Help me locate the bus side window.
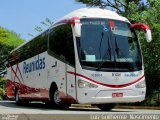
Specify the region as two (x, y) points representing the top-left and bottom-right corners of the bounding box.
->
(65, 25), (75, 66)
(49, 26), (65, 56)
(49, 24), (75, 66)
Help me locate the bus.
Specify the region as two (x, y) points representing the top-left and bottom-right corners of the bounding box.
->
(6, 8), (152, 111)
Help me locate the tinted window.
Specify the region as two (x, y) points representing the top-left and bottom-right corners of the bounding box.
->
(49, 24), (75, 66)
(9, 30), (48, 66)
(77, 18), (142, 71)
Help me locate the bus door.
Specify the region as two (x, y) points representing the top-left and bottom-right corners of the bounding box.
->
(47, 24), (77, 102)
(66, 64), (77, 103)
(47, 58), (67, 98)
(47, 57), (76, 103)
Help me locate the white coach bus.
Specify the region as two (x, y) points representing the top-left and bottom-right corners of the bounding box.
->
(6, 8), (152, 111)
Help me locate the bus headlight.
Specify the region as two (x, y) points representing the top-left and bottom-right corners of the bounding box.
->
(78, 79), (98, 88)
(135, 80), (146, 88)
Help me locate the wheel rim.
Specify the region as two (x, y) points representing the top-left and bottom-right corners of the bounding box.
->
(53, 90), (61, 105)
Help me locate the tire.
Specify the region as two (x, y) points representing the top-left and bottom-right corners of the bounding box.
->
(50, 87), (62, 108)
(15, 89), (22, 105)
(97, 104), (116, 111)
(15, 89), (28, 105)
(50, 87), (70, 109)
(62, 102), (71, 110)
(44, 101), (50, 107)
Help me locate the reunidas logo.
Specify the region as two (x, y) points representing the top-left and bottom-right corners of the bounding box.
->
(23, 56), (45, 74)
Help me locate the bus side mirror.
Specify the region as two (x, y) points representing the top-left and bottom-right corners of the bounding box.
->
(71, 17), (81, 37)
(73, 23), (81, 37)
(131, 23), (152, 42)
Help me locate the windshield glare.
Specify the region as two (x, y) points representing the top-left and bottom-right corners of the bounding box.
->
(77, 18), (142, 71)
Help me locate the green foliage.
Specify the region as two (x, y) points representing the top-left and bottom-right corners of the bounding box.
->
(0, 27), (25, 100)
(0, 27), (25, 84)
(32, 17), (52, 35)
(126, 1), (160, 99)
(75, 0), (106, 8)
(0, 27), (24, 47)
(126, 0), (160, 103)
(75, 0), (145, 15)
(28, 18), (52, 37)
(0, 77), (6, 100)
(139, 89), (160, 106)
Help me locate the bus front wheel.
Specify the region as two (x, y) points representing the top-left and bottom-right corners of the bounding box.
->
(50, 86), (70, 109)
(96, 104), (116, 111)
(50, 89), (61, 108)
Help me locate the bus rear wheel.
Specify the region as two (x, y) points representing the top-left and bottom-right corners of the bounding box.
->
(15, 89), (28, 105)
(15, 89), (22, 105)
(96, 104), (116, 111)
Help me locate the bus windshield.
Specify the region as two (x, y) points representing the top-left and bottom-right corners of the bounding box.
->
(77, 18), (142, 71)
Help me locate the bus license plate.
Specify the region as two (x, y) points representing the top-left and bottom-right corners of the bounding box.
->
(112, 93), (123, 98)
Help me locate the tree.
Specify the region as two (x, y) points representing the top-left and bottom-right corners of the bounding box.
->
(75, 0), (146, 16)
(28, 17), (53, 37)
(0, 27), (25, 100)
(0, 77), (6, 100)
(0, 27), (25, 74)
(76, 0), (160, 105)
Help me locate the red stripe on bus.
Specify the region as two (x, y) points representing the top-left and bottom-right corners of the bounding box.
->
(67, 71), (144, 88)
(6, 79), (77, 103)
(54, 17), (80, 26)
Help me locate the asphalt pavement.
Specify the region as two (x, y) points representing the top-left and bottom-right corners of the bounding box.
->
(0, 101), (160, 120)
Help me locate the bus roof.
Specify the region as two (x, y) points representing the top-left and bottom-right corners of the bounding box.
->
(11, 8), (129, 54)
(52, 8), (129, 27)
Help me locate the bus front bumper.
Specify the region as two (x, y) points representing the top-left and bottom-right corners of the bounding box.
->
(77, 88), (146, 104)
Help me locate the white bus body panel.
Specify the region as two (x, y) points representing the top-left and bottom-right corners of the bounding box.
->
(72, 51), (146, 104)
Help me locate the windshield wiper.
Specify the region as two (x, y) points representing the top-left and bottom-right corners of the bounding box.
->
(115, 37), (120, 59)
(114, 37), (135, 71)
(114, 37), (129, 62)
(99, 32), (104, 59)
(97, 36), (111, 71)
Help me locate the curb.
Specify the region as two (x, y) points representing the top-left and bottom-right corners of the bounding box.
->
(116, 105), (160, 110)
(71, 104), (160, 110)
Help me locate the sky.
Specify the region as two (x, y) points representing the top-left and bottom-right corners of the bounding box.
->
(0, 0), (86, 41)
